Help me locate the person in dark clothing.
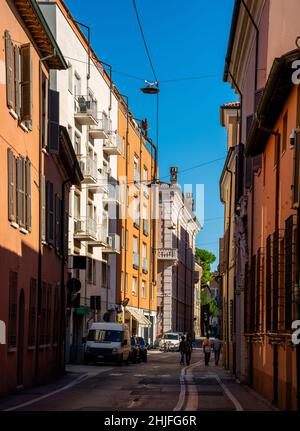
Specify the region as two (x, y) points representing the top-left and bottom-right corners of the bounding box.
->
(185, 334), (193, 366)
(179, 335), (186, 365)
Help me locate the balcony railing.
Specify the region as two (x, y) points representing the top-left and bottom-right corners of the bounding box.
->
(143, 183), (149, 198)
(74, 94), (98, 125)
(89, 112), (112, 139)
(105, 234), (121, 254)
(73, 217), (97, 241)
(142, 257), (148, 274)
(133, 252), (139, 269)
(78, 156), (98, 184)
(157, 248), (178, 261)
(103, 132), (122, 155)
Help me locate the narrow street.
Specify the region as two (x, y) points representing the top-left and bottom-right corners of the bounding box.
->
(0, 350), (274, 412)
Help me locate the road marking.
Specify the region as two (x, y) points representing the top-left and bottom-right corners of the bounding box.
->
(173, 360), (202, 411)
(214, 374), (244, 411)
(3, 374), (90, 411)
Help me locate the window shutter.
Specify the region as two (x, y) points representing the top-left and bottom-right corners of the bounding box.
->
(48, 89), (60, 154)
(7, 148), (15, 221)
(46, 181), (54, 244)
(64, 209), (68, 260)
(16, 157), (25, 226)
(14, 46), (21, 118)
(5, 31), (14, 109)
(25, 159), (31, 231)
(20, 43), (32, 128)
(55, 194), (61, 253)
(41, 176), (46, 241)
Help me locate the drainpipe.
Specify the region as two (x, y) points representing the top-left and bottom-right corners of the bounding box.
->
(119, 95), (129, 325)
(296, 206), (300, 411)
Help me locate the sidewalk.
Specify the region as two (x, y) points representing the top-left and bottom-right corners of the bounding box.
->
(0, 364), (112, 411)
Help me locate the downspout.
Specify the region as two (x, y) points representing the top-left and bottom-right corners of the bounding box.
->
(296, 206), (300, 411)
(119, 95), (129, 325)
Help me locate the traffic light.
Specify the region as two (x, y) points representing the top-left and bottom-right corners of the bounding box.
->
(90, 295), (101, 310)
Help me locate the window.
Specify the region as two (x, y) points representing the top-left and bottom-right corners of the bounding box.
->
(134, 154), (140, 187)
(28, 278), (37, 347)
(39, 282), (47, 345)
(143, 205), (148, 236)
(41, 74), (48, 149)
(134, 197), (139, 228)
(7, 149), (15, 222)
(16, 156), (25, 227)
(74, 72), (81, 97)
(132, 277), (137, 295)
(143, 167), (149, 197)
(142, 281), (146, 298)
(5, 31), (33, 128)
(68, 62), (73, 93)
(88, 258), (96, 285)
(133, 236), (139, 269)
(74, 192), (81, 220)
(46, 181), (54, 245)
(41, 176), (46, 241)
(74, 132), (81, 155)
(282, 112), (288, 153)
(142, 243), (148, 274)
(8, 271), (18, 348)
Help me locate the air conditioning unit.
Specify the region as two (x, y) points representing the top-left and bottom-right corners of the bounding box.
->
(106, 236), (112, 247)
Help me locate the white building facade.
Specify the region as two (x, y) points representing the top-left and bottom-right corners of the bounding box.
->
(40, 2), (121, 362)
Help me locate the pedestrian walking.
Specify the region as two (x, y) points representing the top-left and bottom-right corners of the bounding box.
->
(185, 333), (193, 366)
(212, 338), (222, 366)
(203, 336), (211, 366)
(179, 335), (186, 365)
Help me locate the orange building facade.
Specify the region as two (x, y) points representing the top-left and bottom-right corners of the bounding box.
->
(0, 0), (82, 396)
(116, 100), (158, 343)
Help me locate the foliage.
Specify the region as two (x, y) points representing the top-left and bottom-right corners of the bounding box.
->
(209, 298), (219, 317)
(195, 248), (216, 286)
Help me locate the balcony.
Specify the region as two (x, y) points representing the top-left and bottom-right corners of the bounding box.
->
(157, 248), (178, 261)
(142, 257), (148, 274)
(78, 156), (98, 184)
(133, 252), (139, 269)
(103, 132), (122, 156)
(89, 112), (111, 139)
(88, 225), (109, 248)
(74, 95), (98, 125)
(104, 234), (121, 254)
(97, 166), (110, 193)
(143, 219), (149, 236)
(73, 217), (97, 241)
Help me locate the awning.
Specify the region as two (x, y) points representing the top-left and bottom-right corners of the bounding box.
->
(126, 307), (152, 327)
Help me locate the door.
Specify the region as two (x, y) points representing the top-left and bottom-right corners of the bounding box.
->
(17, 289), (25, 387)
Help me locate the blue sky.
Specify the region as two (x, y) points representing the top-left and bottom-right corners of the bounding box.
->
(64, 0), (236, 270)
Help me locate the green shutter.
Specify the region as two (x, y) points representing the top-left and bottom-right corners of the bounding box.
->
(20, 43), (32, 128)
(7, 149), (15, 221)
(5, 31), (14, 109)
(26, 159), (31, 231)
(14, 46), (21, 118)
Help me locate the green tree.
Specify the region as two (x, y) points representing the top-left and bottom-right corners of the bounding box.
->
(195, 248), (216, 286)
(209, 298), (219, 317)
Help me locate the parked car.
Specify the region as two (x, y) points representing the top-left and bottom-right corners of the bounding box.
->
(84, 322), (130, 365)
(136, 337), (148, 362)
(130, 336), (140, 363)
(159, 333), (181, 351)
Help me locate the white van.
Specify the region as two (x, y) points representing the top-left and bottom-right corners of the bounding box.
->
(159, 332), (182, 351)
(84, 322), (130, 365)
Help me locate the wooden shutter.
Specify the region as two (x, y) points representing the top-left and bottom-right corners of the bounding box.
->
(48, 89), (60, 154)
(7, 148), (15, 221)
(41, 176), (46, 241)
(16, 157), (25, 226)
(55, 194), (61, 253)
(20, 43), (32, 128)
(25, 159), (31, 231)
(8, 271), (18, 348)
(14, 46), (21, 118)
(64, 209), (68, 260)
(46, 181), (54, 245)
(5, 31), (14, 109)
